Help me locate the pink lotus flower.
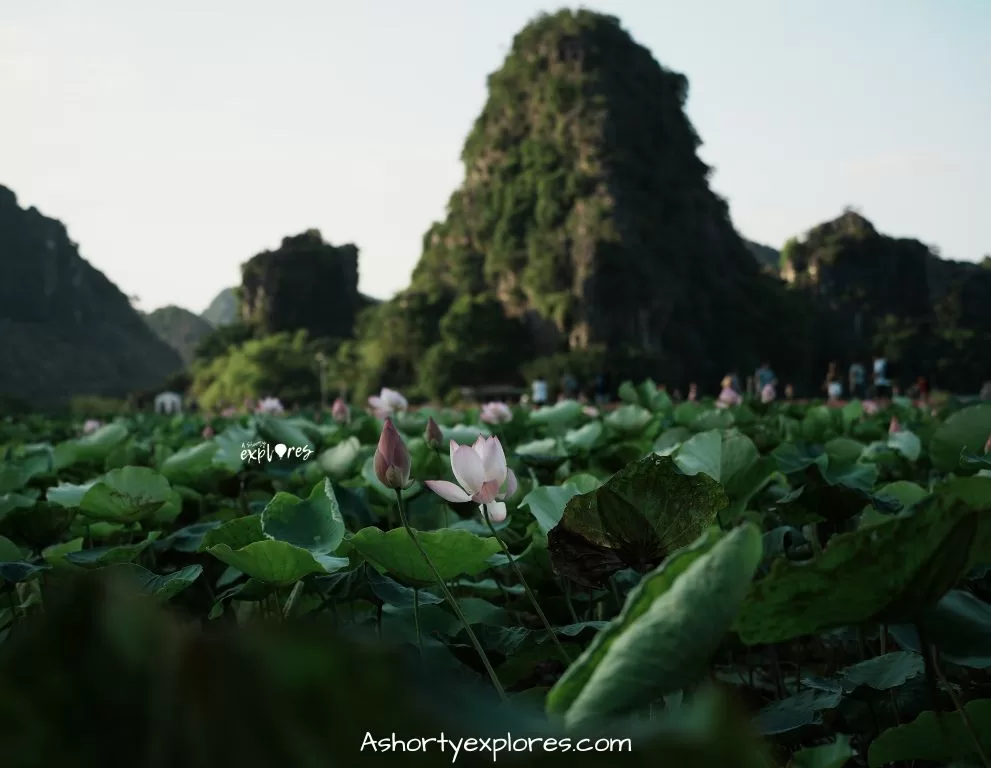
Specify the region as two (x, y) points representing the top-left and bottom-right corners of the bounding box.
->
(889, 417), (901, 434)
(202, 426), (215, 438)
(221, 406), (237, 418)
(862, 400), (879, 415)
(373, 418), (412, 490)
(425, 436), (517, 522)
(583, 406), (600, 418)
(331, 397), (350, 423)
(761, 383), (776, 403)
(82, 419), (102, 434)
(985, 434), (991, 454)
(256, 397), (284, 415)
(479, 401), (512, 424)
(368, 387), (408, 418)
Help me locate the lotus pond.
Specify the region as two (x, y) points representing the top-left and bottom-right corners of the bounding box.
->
(1, 383), (990, 767)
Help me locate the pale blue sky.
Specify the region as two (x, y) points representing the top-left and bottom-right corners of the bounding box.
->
(1, 1), (988, 314)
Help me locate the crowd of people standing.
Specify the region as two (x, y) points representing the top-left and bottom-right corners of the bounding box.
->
(525, 355), (952, 410)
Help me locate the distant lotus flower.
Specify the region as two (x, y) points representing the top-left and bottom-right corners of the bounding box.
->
(583, 406), (599, 418)
(761, 383), (776, 404)
(82, 419), (102, 434)
(368, 387), (408, 418)
(889, 417), (901, 434)
(256, 397), (284, 415)
(985, 435), (991, 454)
(202, 426), (215, 438)
(424, 416), (443, 449)
(863, 400), (879, 415)
(479, 401), (512, 424)
(331, 397), (350, 423)
(373, 418), (412, 489)
(425, 436), (517, 522)
(221, 406), (237, 418)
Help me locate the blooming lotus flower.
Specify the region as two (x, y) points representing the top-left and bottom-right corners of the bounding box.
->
(480, 401), (512, 424)
(424, 416), (443, 449)
(82, 419), (102, 434)
(331, 397), (350, 423)
(202, 426), (215, 439)
(256, 397), (284, 415)
(373, 418), (412, 489)
(583, 406), (599, 418)
(425, 436), (517, 522)
(889, 417), (901, 434)
(368, 387), (408, 418)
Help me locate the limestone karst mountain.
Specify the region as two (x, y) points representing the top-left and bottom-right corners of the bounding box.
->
(781, 209), (991, 390)
(0, 185), (182, 405)
(347, 9), (842, 398)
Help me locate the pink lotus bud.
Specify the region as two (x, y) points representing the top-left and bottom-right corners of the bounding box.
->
(889, 417), (901, 434)
(424, 416), (443, 449)
(985, 434), (991, 454)
(82, 419), (102, 434)
(202, 426), (215, 438)
(374, 418), (411, 489)
(331, 397), (349, 423)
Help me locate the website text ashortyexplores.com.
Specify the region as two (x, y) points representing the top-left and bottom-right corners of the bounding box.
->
(360, 732), (633, 762)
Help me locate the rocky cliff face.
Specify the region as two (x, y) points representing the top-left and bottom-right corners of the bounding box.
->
(239, 230), (377, 341)
(781, 209), (991, 389)
(0, 185), (182, 405)
(350, 9), (840, 396)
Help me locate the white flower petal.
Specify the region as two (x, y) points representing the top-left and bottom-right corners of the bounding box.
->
(451, 444), (485, 495)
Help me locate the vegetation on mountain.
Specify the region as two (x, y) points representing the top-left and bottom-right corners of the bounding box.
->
(143, 305), (215, 365)
(0, 185), (182, 406)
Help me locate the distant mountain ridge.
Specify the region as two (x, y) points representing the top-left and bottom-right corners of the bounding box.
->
(143, 305), (215, 365)
(0, 185), (182, 405)
(202, 287), (238, 327)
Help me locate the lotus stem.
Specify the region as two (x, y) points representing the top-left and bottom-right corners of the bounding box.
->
(395, 490), (507, 702)
(483, 505), (572, 666)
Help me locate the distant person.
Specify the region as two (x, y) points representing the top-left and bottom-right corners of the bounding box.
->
(717, 376), (742, 408)
(687, 382), (698, 402)
(755, 362), (775, 393)
(873, 356), (892, 400)
(848, 360), (867, 400)
(531, 376), (549, 407)
(761, 379), (777, 403)
(729, 372), (742, 395)
(593, 371), (611, 406)
(561, 372), (579, 399)
(827, 376), (843, 402)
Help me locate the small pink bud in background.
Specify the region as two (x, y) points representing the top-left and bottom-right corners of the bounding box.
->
(374, 418), (412, 489)
(82, 419), (102, 435)
(202, 426), (215, 439)
(889, 417), (901, 434)
(424, 416), (443, 449)
(985, 434), (991, 454)
(583, 406), (599, 418)
(331, 397), (350, 423)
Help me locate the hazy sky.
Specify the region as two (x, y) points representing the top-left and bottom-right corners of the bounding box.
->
(2, 1), (988, 314)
